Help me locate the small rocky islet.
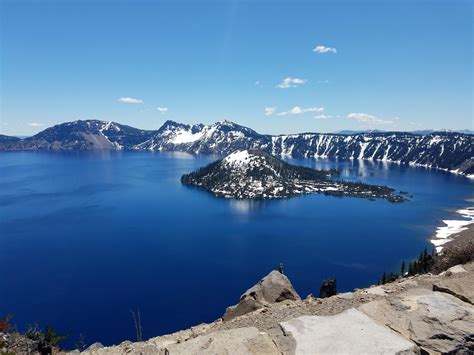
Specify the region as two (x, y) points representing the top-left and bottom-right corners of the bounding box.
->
(181, 149), (407, 202)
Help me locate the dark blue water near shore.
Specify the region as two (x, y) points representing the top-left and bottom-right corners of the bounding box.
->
(0, 151), (473, 347)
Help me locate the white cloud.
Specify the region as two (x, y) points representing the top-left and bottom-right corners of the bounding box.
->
(255, 81), (260, 86)
(347, 112), (394, 125)
(276, 77), (306, 89)
(28, 122), (44, 127)
(118, 97), (143, 104)
(157, 107), (169, 113)
(278, 106), (324, 116)
(314, 114), (332, 120)
(264, 107), (276, 116)
(313, 45), (337, 54)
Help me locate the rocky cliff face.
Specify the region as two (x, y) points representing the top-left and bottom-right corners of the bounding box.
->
(1, 119), (473, 176)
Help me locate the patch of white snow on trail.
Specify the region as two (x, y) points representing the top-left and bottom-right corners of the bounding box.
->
(172, 129), (204, 144)
(431, 207), (474, 253)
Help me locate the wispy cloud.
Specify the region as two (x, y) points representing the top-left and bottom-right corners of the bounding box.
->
(254, 80), (261, 86)
(28, 122), (44, 127)
(118, 97), (143, 104)
(264, 107), (276, 116)
(276, 77), (306, 89)
(157, 107), (168, 113)
(313, 45), (337, 54)
(278, 106), (324, 116)
(314, 114), (332, 120)
(347, 112), (394, 125)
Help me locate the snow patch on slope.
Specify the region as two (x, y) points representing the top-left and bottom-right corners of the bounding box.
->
(431, 207), (474, 253)
(224, 150), (252, 164)
(172, 129), (204, 144)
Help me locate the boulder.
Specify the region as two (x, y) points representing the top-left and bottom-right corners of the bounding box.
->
(164, 327), (280, 354)
(223, 270), (300, 321)
(439, 264), (466, 276)
(433, 270), (474, 304)
(359, 287), (474, 354)
(85, 342), (104, 351)
(280, 309), (418, 354)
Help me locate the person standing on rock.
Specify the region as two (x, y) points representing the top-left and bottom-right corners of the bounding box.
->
(278, 263), (284, 274)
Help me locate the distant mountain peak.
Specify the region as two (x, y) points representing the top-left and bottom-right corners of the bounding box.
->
(217, 119), (234, 125)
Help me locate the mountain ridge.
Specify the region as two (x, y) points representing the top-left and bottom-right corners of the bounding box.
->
(1, 119), (472, 177)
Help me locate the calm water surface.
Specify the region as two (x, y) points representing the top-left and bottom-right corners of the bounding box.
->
(0, 151), (472, 346)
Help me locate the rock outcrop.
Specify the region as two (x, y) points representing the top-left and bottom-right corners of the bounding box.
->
(432, 266), (474, 304)
(281, 309), (418, 354)
(359, 288), (474, 353)
(223, 270), (301, 321)
(165, 327), (279, 355)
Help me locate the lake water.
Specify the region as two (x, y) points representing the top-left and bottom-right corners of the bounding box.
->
(0, 151), (472, 347)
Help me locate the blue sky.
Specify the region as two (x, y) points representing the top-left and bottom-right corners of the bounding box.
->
(1, 0), (472, 135)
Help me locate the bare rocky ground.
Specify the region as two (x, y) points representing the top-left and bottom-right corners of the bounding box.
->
(72, 261), (474, 355)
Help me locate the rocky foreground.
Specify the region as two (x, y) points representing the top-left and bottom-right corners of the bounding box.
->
(76, 262), (474, 354)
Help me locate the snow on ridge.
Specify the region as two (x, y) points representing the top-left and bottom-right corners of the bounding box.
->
(85, 120), (471, 177)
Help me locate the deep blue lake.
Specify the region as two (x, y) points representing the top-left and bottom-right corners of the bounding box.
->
(1, 151), (473, 347)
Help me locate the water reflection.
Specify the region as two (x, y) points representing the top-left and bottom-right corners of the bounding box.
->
(228, 199), (266, 215)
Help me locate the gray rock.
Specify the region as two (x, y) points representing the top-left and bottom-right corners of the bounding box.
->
(433, 270), (474, 304)
(223, 270), (300, 321)
(440, 264), (467, 276)
(85, 342), (105, 351)
(359, 288), (474, 354)
(280, 309), (418, 354)
(336, 292), (354, 300)
(164, 327), (280, 354)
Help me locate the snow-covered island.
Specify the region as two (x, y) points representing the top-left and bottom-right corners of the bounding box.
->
(181, 150), (406, 202)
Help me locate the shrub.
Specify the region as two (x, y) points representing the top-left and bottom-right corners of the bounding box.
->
(0, 314), (13, 333)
